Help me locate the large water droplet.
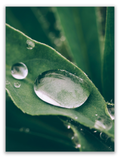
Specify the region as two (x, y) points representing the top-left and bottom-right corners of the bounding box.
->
(107, 104), (114, 120)
(14, 82), (21, 88)
(11, 62), (28, 79)
(26, 39), (35, 49)
(34, 70), (91, 108)
(94, 115), (112, 130)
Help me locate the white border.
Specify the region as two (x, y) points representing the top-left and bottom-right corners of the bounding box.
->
(1, 0), (120, 160)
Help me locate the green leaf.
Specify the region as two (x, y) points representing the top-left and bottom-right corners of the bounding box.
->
(30, 7), (75, 62)
(55, 7), (102, 92)
(6, 7), (74, 62)
(6, 7), (53, 47)
(6, 24), (113, 137)
(6, 127), (76, 151)
(70, 124), (113, 151)
(102, 7), (114, 102)
(6, 93), (73, 142)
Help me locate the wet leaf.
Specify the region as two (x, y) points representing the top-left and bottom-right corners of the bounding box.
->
(6, 24), (114, 138)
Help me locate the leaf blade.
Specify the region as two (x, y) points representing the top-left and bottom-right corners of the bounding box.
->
(55, 7), (102, 92)
(102, 7), (114, 102)
(6, 24), (114, 137)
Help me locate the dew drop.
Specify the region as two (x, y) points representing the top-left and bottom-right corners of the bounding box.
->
(95, 114), (98, 116)
(100, 132), (109, 141)
(94, 130), (97, 133)
(14, 82), (21, 88)
(11, 62), (28, 79)
(26, 39), (35, 49)
(94, 115), (112, 130)
(75, 116), (78, 119)
(75, 144), (81, 149)
(71, 134), (81, 149)
(67, 125), (71, 129)
(34, 69), (91, 108)
(107, 104), (114, 120)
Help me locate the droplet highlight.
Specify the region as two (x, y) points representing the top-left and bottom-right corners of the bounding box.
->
(67, 125), (71, 129)
(34, 70), (91, 108)
(71, 134), (81, 149)
(75, 144), (81, 149)
(11, 62), (28, 79)
(26, 39), (35, 49)
(14, 82), (21, 88)
(107, 104), (114, 120)
(94, 115), (112, 130)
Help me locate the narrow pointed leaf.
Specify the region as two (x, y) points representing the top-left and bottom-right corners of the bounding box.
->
(102, 7), (114, 102)
(55, 7), (102, 92)
(6, 24), (113, 137)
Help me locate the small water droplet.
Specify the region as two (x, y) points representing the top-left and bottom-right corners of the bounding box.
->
(67, 125), (71, 129)
(71, 134), (81, 149)
(95, 114), (98, 116)
(14, 82), (21, 88)
(80, 128), (83, 131)
(94, 130), (97, 133)
(75, 116), (78, 119)
(11, 62), (28, 79)
(107, 105), (114, 120)
(100, 132), (109, 141)
(6, 80), (10, 85)
(75, 144), (81, 149)
(34, 70), (91, 108)
(26, 39), (35, 49)
(94, 115), (112, 130)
